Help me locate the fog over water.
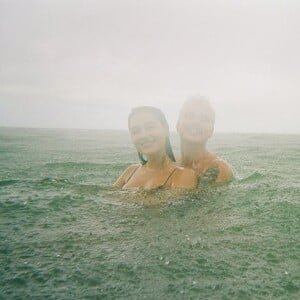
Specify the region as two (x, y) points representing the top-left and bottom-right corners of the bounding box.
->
(0, 0), (299, 133)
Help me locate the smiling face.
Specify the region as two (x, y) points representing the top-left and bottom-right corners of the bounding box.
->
(129, 111), (168, 156)
(177, 99), (215, 144)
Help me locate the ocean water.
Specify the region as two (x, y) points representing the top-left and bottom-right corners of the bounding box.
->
(0, 127), (299, 299)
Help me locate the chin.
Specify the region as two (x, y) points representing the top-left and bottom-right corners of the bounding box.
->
(139, 147), (161, 156)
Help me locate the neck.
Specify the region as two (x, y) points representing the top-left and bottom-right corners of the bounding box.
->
(180, 140), (209, 167)
(146, 152), (171, 170)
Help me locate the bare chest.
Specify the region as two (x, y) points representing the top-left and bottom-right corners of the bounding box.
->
(123, 168), (173, 189)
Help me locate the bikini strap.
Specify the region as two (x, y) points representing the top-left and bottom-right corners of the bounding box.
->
(163, 167), (178, 186)
(126, 165), (140, 183)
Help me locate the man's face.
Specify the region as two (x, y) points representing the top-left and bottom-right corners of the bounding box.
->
(177, 101), (214, 144)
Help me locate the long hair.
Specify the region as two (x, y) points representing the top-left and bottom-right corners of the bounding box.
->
(128, 106), (176, 165)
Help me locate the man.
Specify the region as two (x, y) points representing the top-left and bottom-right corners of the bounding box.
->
(177, 96), (233, 185)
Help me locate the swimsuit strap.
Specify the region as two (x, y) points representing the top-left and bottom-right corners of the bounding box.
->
(126, 165), (140, 183)
(162, 167), (178, 186)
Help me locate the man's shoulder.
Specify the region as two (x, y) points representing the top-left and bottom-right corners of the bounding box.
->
(174, 165), (196, 176)
(211, 157), (233, 183)
(171, 165), (197, 189)
(212, 157), (231, 168)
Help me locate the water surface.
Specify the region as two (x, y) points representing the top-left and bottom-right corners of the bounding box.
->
(0, 128), (299, 299)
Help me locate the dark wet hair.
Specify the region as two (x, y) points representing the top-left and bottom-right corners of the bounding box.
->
(128, 106), (176, 165)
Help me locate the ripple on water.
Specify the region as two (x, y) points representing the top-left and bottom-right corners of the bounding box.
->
(1, 130), (300, 299)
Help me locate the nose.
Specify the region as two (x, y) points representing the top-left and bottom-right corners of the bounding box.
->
(134, 127), (148, 140)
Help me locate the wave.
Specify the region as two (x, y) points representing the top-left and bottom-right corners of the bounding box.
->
(43, 161), (101, 168)
(39, 177), (72, 185)
(72, 183), (111, 194)
(0, 178), (73, 188)
(0, 179), (21, 187)
(44, 161), (120, 167)
(0, 177), (113, 194)
(238, 171), (265, 183)
(43, 161), (132, 170)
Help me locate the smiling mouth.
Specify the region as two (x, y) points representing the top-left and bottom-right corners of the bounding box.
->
(140, 140), (154, 147)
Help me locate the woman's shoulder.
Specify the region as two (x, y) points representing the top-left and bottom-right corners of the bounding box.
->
(125, 163), (141, 171)
(122, 164), (141, 179)
(114, 164), (141, 188)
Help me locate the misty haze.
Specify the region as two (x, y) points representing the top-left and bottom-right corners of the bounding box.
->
(0, 0), (299, 133)
(1, 1), (299, 299)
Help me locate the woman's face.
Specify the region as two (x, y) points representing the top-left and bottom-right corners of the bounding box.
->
(129, 112), (168, 156)
(177, 101), (214, 144)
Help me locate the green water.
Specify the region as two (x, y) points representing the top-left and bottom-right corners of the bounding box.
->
(0, 127), (299, 299)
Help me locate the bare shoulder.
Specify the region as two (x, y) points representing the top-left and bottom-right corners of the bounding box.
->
(113, 164), (140, 188)
(125, 163), (140, 173)
(171, 166), (197, 189)
(212, 158), (233, 184)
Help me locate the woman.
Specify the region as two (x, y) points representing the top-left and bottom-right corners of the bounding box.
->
(114, 106), (197, 190)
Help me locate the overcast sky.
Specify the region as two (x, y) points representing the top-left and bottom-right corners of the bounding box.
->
(0, 0), (299, 133)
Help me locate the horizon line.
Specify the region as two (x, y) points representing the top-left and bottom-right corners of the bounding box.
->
(0, 125), (299, 136)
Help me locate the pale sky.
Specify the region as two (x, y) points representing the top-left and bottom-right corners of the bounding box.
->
(0, 0), (299, 133)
